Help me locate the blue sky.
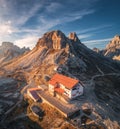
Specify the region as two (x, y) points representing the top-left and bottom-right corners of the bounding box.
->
(0, 0), (120, 49)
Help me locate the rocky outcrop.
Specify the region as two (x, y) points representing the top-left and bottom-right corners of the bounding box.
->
(37, 30), (67, 50)
(113, 55), (120, 60)
(0, 42), (30, 63)
(94, 35), (120, 61)
(2, 30), (120, 75)
(104, 35), (120, 59)
(106, 35), (120, 50)
(68, 32), (80, 43)
(93, 47), (100, 53)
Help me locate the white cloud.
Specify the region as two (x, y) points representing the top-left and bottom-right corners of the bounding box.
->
(60, 10), (95, 24)
(78, 34), (93, 39)
(0, 0), (42, 26)
(83, 38), (112, 49)
(83, 38), (112, 44)
(46, 2), (62, 13)
(0, 21), (14, 35)
(77, 25), (112, 34)
(15, 4), (42, 26)
(0, 0), (99, 48)
(14, 36), (39, 49)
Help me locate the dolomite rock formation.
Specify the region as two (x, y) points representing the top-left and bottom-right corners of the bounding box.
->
(106, 35), (120, 50)
(0, 42), (30, 63)
(104, 35), (120, 59)
(37, 30), (67, 50)
(68, 32), (80, 43)
(2, 30), (120, 75)
(93, 35), (120, 61)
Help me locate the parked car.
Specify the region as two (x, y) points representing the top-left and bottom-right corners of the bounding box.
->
(30, 105), (44, 119)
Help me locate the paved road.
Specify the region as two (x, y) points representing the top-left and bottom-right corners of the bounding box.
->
(38, 90), (79, 116)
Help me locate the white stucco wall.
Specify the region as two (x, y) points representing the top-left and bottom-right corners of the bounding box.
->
(70, 84), (83, 99)
(49, 84), (54, 92)
(49, 82), (84, 99)
(64, 87), (71, 97)
(59, 83), (65, 90)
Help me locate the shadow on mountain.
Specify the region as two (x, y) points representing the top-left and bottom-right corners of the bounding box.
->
(94, 75), (120, 122)
(1, 99), (43, 129)
(6, 118), (43, 129)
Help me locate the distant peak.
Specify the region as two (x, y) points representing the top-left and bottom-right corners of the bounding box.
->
(68, 32), (80, 43)
(114, 35), (120, 40)
(105, 34), (120, 50)
(2, 42), (13, 47)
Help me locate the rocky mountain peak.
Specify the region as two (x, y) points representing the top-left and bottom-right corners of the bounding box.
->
(106, 35), (120, 50)
(37, 30), (68, 50)
(0, 42), (30, 63)
(93, 47), (100, 53)
(68, 32), (80, 43)
(114, 35), (120, 40)
(93, 35), (120, 61)
(2, 42), (14, 47)
(99, 35), (120, 60)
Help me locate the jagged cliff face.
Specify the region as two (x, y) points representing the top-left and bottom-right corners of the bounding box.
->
(1, 30), (120, 83)
(37, 30), (68, 50)
(69, 32), (80, 43)
(106, 35), (120, 50)
(1, 32), (65, 73)
(0, 42), (30, 63)
(104, 35), (120, 60)
(93, 35), (120, 61)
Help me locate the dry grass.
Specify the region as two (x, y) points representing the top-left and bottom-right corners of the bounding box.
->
(27, 102), (76, 129)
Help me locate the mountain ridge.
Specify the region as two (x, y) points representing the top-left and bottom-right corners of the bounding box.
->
(93, 35), (120, 61)
(1, 30), (119, 81)
(0, 42), (30, 64)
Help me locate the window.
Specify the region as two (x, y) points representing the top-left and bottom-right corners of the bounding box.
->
(64, 91), (69, 96)
(72, 87), (77, 90)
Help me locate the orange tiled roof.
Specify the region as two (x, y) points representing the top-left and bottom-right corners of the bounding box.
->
(28, 87), (41, 91)
(49, 73), (79, 89)
(49, 79), (57, 86)
(54, 87), (64, 93)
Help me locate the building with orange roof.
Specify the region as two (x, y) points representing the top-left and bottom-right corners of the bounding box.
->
(48, 73), (83, 99)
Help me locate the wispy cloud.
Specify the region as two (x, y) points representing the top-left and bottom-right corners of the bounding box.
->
(0, 0), (42, 26)
(83, 38), (112, 49)
(83, 38), (112, 44)
(76, 24), (113, 45)
(0, 0), (99, 48)
(46, 2), (62, 13)
(0, 21), (14, 35)
(77, 24), (112, 34)
(78, 34), (93, 40)
(14, 36), (39, 49)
